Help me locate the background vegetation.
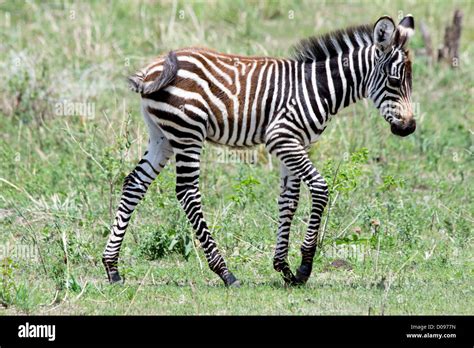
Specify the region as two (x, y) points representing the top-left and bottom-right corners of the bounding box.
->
(0, 0), (472, 315)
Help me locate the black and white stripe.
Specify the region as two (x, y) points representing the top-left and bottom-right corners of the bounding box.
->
(103, 15), (415, 286)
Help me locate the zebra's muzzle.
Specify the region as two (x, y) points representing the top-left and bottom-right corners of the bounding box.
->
(390, 118), (416, 137)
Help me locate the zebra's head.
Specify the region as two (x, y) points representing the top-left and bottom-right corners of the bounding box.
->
(369, 15), (416, 137)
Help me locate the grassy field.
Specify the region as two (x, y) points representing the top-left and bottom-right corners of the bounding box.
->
(0, 0), (472, 315)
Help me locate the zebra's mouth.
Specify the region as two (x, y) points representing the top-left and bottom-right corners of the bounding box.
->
(390, 118), (416, 137)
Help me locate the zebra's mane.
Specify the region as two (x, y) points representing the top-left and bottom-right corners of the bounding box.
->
(292, 24), (373, 62)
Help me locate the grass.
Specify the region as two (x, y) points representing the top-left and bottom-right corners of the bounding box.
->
(0, 0), (473, 315)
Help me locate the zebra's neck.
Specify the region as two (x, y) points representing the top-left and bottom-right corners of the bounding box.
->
(290, 25), (377, 123)
(307, 45), (376, 118)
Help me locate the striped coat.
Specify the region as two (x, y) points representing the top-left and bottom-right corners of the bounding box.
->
(103, 15), (416, 286)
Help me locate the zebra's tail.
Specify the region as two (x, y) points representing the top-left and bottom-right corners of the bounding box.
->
(128, 51), (178, 95)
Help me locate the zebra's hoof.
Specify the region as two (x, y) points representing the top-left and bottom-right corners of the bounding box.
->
(229, 279), (241, 288)
(281, 268), (297, 286)
(294, 264), (312, 285)
(223, 273), (240, 287)
(108, 271), (124, 285)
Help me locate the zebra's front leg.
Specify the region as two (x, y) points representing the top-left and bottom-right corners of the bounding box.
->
(274, 163), (301, 284)
(291, 160), (328, 285)
(267, 134), (328, 285)
(102, 133), (173, 284)
(174, 146), (239, 287)
(293, 170), (328, 284)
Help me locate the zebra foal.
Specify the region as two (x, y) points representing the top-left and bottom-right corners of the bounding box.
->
(103, 15), (416, 287)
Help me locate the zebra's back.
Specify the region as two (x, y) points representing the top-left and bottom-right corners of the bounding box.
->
(132, 48), (289, 147)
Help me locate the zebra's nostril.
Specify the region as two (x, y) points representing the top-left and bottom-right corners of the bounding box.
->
(391, 118), (416, 137)
(404, 118), (416, 130)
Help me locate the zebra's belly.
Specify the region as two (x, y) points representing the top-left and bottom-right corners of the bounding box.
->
(204, 109), (269, 147)
(205, 125), (267, 147)
(205, 138), (265, 148)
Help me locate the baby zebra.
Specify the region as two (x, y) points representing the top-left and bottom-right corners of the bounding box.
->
(103, 15), (416, 287)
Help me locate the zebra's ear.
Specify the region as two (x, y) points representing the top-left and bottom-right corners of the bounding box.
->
(394, 15), (415, 48)
(373, 16), (396, 51)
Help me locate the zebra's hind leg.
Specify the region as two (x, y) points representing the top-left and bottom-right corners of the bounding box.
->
(173, 143), (239, 287)
(274, 163), (301, 284)
(102, 124), (173, 284)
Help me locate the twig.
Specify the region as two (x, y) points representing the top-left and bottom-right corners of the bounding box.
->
(233, 235), (267, 255)
(0, 178), (38, 205)
(57, 221), (70, 299)
(379, 250), (419, 315)
(13, 207), (48, 276)
(192, 238), (204, 271)
(438, 201), (473, 223)
(380, 271), (393, 316)
(73, 281), (89, 302)
(335, 209), (365, 239)
(189, 280), (200, 314)
(261, 211), (278, 224)
(319, 159), (343, 249)
(47, 290), (59, 307)
(125, 266), (152, 315)
(63, 122), (105, 172)
(374, 228), (381, 274)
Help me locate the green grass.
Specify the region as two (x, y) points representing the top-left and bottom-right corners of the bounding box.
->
(0, 0), (473, 315)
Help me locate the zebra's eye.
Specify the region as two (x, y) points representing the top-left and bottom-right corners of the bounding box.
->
(388, 75), (401, 87)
